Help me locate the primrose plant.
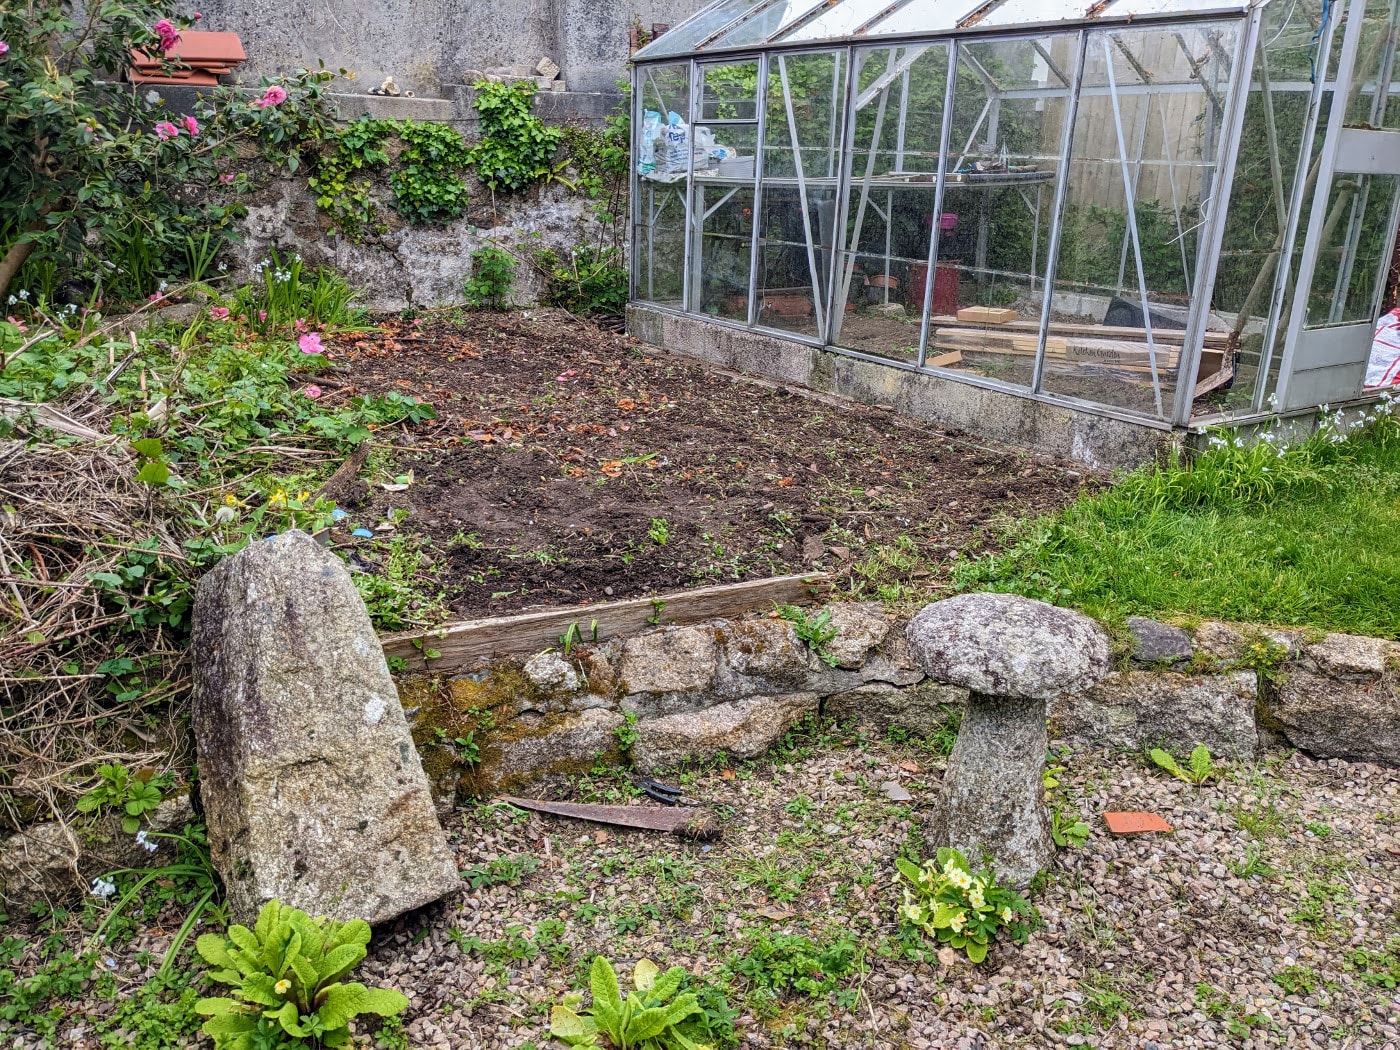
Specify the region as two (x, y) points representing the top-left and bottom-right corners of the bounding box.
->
(550, 956), (705, 1049)
(195, 899), (407, 1048)
(895, 847), (1037, 963)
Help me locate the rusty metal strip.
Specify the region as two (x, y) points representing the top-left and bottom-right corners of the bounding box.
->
(498, 796), (720, 838)
(958, 0), (1009, 30)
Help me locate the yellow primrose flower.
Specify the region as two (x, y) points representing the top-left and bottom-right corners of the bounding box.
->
(223, 493), (237, 506)
(1000, 906), (1013, 923)
(269, 489), (287, 506)
(298, 490), (310, 501)
(274, 978), (290, 995)
(949, 911), (966, 933)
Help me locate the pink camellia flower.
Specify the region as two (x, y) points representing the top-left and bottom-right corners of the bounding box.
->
(182, 115), (200, 136)
(303, 384), (322, 399)
(152, 19), (179, 52)
(254, 85), (288, 109)
(154, 121), (180, 140)
(209, 306), (230, 320)
(218, 172), (235, 184)
(298, 332), (324, 355)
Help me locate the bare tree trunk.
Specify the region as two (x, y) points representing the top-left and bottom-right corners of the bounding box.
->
(0, 238), (37, 304)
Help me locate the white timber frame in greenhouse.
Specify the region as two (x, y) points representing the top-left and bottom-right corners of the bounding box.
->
(628, 0), (1400, 431)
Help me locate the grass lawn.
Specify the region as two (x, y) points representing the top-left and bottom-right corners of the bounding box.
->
(955, 406), (1400, 638)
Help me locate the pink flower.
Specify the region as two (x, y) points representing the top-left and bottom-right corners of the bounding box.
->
(258, 310), (266, 321)
(0, 42), (10, 56)
(294, 318), (307, 332)
(303, 384), (322, 399)
(182, 115), (200, 136)
(7, 316), (26, 332)
(218, 172), (235, 184)
(209, 307), (230, 320)
(298, 332), (324, 355)
(254, 85), (288, 109)
(154, 121), (180, 141)
(152, 19), (179, 52)
(193, 12), (202, 19)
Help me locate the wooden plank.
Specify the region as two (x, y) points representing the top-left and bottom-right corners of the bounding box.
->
(930, 316), (1230, 349)
(380, 573), (832, 672)
(926, 349), (963, 367)
(956, 306), (1018, 325)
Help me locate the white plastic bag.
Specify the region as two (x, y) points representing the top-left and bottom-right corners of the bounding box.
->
(1367, 307), (1400, 388)
(638, 110), (661, 174)
(661, 111), (689, 174)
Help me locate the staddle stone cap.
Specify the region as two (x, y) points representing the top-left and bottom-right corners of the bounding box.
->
(905, 592), (1111, 700)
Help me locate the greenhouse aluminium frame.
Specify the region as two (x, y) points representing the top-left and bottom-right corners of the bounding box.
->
(627, 0), (1400, 434)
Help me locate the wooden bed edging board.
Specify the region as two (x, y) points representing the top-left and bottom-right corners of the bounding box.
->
(379, 573), (832, 672)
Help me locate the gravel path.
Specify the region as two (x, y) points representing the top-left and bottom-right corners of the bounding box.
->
(357, 730), (1400, 1050)
(10, 729), (1400, 1049)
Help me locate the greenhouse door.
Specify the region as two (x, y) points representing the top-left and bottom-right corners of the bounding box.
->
(1276, 0), (1400, 411)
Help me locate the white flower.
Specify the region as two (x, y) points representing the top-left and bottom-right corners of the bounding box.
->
(135, 829), (158, 853)
(1000, 906), (1013, 922)
(90, 877), (117, 899)
(17, 289), (28, 300)
(949, 911), (966, 933)
(6, 295), (14, 305)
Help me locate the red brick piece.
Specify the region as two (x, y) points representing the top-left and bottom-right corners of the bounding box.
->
(1103, 810), (1174, 835)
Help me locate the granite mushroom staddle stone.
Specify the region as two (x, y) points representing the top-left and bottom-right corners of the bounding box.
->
(191, 530), (459, 924)
(906, 593), (1111, 885)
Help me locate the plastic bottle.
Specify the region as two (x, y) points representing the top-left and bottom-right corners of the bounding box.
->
(638, 110), (661, 174)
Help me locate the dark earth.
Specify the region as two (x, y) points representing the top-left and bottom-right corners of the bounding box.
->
(323, 310), (1094, 619)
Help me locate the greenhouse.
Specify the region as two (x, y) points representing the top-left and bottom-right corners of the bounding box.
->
(627, 0), (1400, 435)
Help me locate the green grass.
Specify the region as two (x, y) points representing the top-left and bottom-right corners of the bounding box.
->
(955, 407), (1400, 637)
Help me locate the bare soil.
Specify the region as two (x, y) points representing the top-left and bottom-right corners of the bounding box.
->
(326, 309), (1091, 618)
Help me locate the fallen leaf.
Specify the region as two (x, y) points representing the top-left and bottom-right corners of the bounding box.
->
(594, 829), (609, 844)
(755, 904), (795, 921)
(899, 760), (921, 773)
(720, 768), (736, 780)
(600, 461), (624, 477)
(617, 397), (635, 411)
(937, 947), (957, 967)
(777, 477), (795, 487)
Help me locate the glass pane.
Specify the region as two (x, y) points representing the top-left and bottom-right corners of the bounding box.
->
(635, 64), (693, 308)
(781, 0), (940, 45)
(1347, 0), (1398, 127)
(632, 0), (766, 60)
(976, 0), (1102, 29)
(712, 0), (827, 49)
(758, 51), (847, 338)
(850, 0), (966, 40)
(1040, 23), (1239, 420)
(926, 34), (1076, 388)
(700, 61), (761, 121)
(831, 44), (951, 362)
(634, 183), (688, 308)
(697, 185), (755, 319)
(1305, 173), (1399, 327)
(1203, 0), (1327, 417)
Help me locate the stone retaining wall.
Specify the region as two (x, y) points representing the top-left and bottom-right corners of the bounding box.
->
(398, 604), (1400, 807)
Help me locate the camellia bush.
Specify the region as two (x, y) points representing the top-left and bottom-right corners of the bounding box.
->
(0, 1), (343, 304)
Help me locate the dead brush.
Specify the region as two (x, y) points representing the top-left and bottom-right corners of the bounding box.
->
(0, 437), (195, 831)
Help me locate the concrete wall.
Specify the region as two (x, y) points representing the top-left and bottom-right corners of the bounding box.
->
(628, 304), (1181, 470)
(188, 0), (704, 96)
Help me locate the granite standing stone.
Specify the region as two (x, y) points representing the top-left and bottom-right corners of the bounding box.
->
(907, 593), (1111, 885)
(191, 531), (459, 925)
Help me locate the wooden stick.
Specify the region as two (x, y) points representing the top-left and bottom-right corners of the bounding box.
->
(380, 573), (831, 672)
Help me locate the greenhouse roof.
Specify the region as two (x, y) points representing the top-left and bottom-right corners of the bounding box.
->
(631, 0), (1262, 60)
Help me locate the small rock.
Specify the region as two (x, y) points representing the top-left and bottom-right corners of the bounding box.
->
(867, 302), (906, 317)
(824, 603), (892, 669)
(631, 693), (818, 773)
(522, 651), (580, 693)
(1126, 616), (1193, 665)
(536, 57), (560, 79)
(882, 781), (913, 802)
